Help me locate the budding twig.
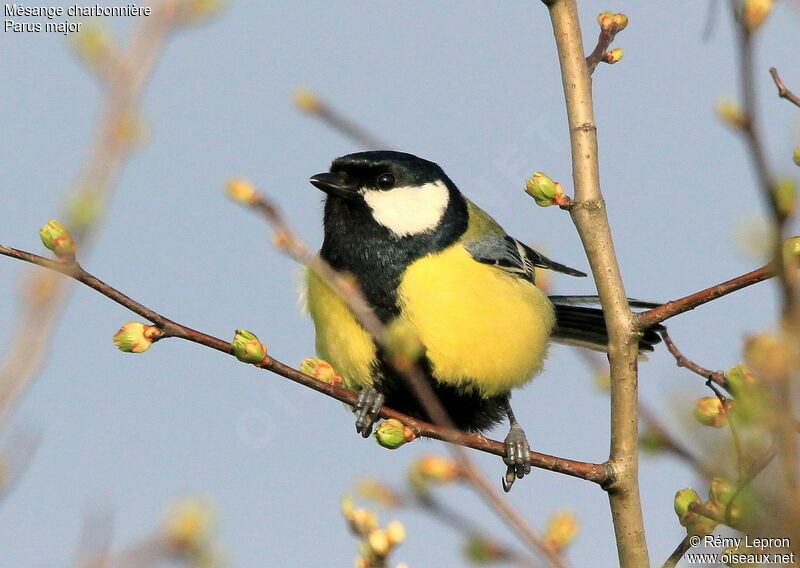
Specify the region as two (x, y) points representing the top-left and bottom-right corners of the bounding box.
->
(769, 67), (800, 109)
(231, 187), (576, 568)
(636, 264), (773, 328)
(0, 0), (183, 425)
(294, 88), (389, 149)
(585, 12), (627, 75)
(659, 330), (729, 391)
(0, 242), (607, 490)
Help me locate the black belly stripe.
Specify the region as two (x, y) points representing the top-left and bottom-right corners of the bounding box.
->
(320, 187), (511, 432)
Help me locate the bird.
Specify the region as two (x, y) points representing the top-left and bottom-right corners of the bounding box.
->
(305, 150), (661, 490)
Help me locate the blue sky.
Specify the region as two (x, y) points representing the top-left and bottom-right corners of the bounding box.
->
(1, 2), (799, 566)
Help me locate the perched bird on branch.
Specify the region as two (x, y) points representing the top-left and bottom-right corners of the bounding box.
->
(306, 151), (660, 490)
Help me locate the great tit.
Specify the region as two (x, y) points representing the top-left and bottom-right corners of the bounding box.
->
(306, 151), (660, 489)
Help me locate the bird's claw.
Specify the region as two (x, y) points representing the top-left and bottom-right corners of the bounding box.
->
(502, 422), (531, 492)
(354, 388), (385, 438)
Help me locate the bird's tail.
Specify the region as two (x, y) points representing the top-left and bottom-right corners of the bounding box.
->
(549, 295), (664, 354)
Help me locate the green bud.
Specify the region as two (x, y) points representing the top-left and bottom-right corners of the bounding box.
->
(604, 48), (624, 64)
(231, 329), (267, 364)
(773, 177), (797, 216)
(525, 172), (558, 206)
(639, 429), (667, 454)
(685, 511), (718, 537)
(742, 0), (773, 32)
(384, 319), (423, 370)
(374, 418), (413, 450)
(597, 11), (615, 30)
(674, 488), (702, 522)
(784, 236), (800, 258)
(793, 147), (800, 167)
(744, 333), (790, 379)
(716, 97), (746, 129)
(464, 536), (505, 564)
(67, 188), (102, 229)
(299, 357), (342, 386)
(70, 21), (113, 65)
(178, 0), (228, 24)
(693, 397), (728, 428)
(225, 178), (259, 205)
(709, 478), (736, 507)
(39, 219), (76, 260)
(726, 364), (754, 398)
(113, 322), (160, 353)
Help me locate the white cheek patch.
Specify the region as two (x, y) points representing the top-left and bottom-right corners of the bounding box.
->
(362, 181), (450, 237)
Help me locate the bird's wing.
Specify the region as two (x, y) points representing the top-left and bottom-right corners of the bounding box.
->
(464, 235), (587, 282)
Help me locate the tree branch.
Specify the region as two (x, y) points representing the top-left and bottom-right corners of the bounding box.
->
(769, 67), (800, 109)
(542, 2), (648, 566)
(659, 330), (729, 390)
(730, 4), (800, 543)
(636, 264), (773, 328)
(294, 89), (390, 149)
(660, 536), (692, 568)
(234, 190), (582, 567)
(0, 0), (183, 424)
(0, 244), (609, 490)
(585, 20), (623, 75)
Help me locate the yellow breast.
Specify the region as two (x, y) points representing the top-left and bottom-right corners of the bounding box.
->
(306, 245), (555, 397)
(306, 269), (377, 390)
(397, 245), (555, 397)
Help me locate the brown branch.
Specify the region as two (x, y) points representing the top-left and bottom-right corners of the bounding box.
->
(585, 27), (621, 75)
(0, 243), (608, 489)
(662, 447), (777, 568)
(639, 404), (713, 478)
(295, 90), (389, 149)
(659, 330), (728, 390)
(397, 489), (541, 567)
(636, 264), (773, 328)
(659, 536), (692, 568)
(576, 350), (714, 476)
(0, 0), (183, 424)
(240, 192), (581, 567)
(769, 67), (800, 108)
(731, 4), (800, 538)
(543, 2), (648, 565)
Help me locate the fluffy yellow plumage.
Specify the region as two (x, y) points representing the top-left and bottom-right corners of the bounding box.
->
(307, 243), (555, 397)
(306, 197), (555, 398)
(397, 245), (554, 396)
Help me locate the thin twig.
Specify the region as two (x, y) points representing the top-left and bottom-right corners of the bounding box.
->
(659, 330), (728, 390)
(730, 2), (800, 542)
(769, 67), (800, 108)
(542, 1), (649, 566)
(412, 492), (541, 568)
(240, 193), (574, 568)
(637, 264), (774, 328)
(706, 381), (745, 479)
(639, 405), (713, 478)
(0, 0), (182, 424)
(585, 26), (622, 75)
(576, 349), (713, 476)
(296, 92), (389, 149)
(660, 536), (692, 568)
(0, 243), (608, 493)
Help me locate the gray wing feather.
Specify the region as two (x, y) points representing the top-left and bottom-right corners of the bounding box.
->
(465, 235), (586, 282)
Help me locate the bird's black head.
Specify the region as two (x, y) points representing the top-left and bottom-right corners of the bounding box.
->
(309, 151), (463, 238)
(312, 151), (469, 320)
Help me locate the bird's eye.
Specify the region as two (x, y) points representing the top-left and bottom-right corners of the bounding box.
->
(377, 173), (395, 190)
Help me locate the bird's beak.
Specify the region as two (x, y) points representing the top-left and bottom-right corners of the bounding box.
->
(309, 172), (358, 200)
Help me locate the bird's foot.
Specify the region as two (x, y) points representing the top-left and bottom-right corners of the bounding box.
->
(502, 422), (531, 492)
(354, 388), (385, 438)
